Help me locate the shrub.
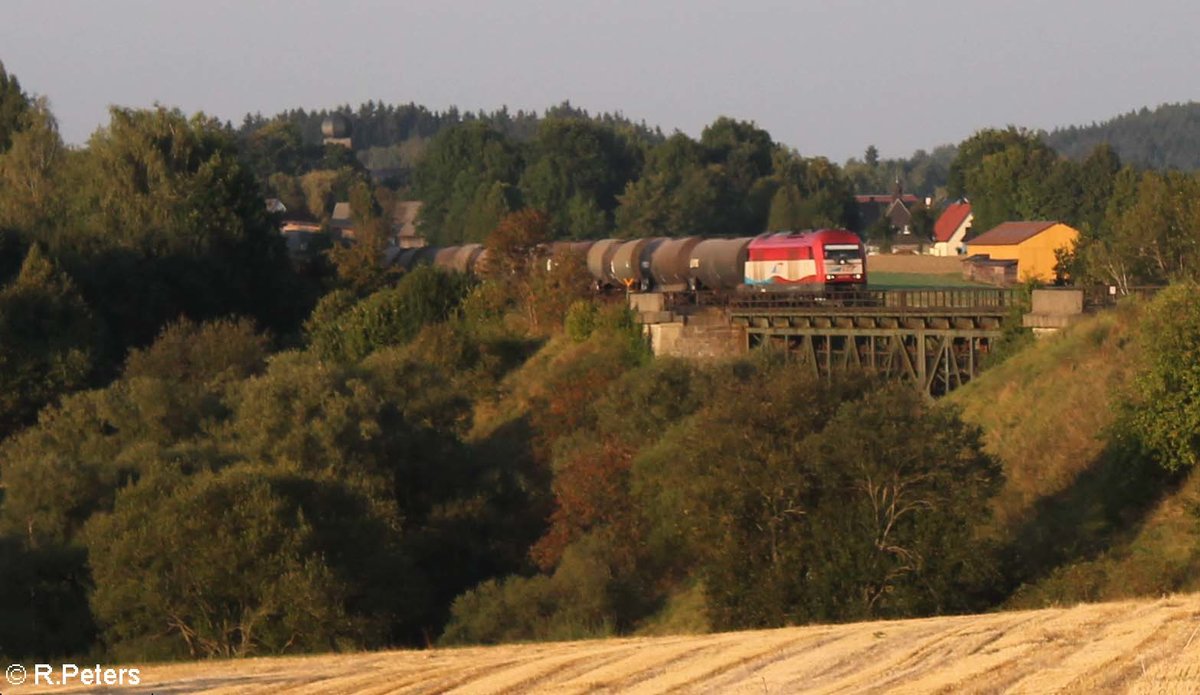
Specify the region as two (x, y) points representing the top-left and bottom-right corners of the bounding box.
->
(85, 464), (411, 659)
(306, 266), (471, 362)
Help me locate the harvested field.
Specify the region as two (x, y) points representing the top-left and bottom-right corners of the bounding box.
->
(14, 594), (1200, 694)
(866, 254), (965, 274)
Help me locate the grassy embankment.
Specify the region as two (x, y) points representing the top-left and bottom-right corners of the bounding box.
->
(947, 295), (1200, 606)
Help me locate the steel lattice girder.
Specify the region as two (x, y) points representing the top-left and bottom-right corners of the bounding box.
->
(745, 327), (999, 395)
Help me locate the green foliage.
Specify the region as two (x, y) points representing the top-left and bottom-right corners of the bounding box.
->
(1125, 283), (1200, 471)
(400, 318), (536, 399)
(954, 128), (1061, 232)
(413, 122), (523, 245)
(769, 151), (856, 230)
(982, 283), (1036, 367)
(765, 183), (806, 231)
(614, 122), (853, 239)
(592, 357), (703, 449)
(0, 245), (97, 438)
(479, 209), (592, 334)
(123, 317), (270, 385)
(842, 144), (956, 199)
(15, 66), (1200, 660)
(47, 106), (307, 347)
(0, 61), (30, 155)
(564, 300), (599, 342)
(948, 127), (1040, 200)
(520, 118), (640, 238)
(306, 266), (471, 362)
(327, 182), (400, 296)
(809, 386), (1002, 618)
(237, 100), (663, 190)
(0, 318), (273, 546)
(615, 133), (729, 237)
(440, 534), (622, 645)
(634, 369), (1000, 629)
(0, 537), (94, 660)
(0, 98), (64, 234)
(1044, 102), (1200, 172)
(238, 120), (305, 181)
(461, 180), (517, 243)
(85, 464), (410, 659)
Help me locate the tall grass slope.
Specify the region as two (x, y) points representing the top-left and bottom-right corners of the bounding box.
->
(947, 297), (1200, 607)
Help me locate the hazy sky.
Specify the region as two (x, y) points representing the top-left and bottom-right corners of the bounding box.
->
(2, 0), (1198, 162)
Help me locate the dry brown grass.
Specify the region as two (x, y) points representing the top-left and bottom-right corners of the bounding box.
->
(946, 303), (1144, 531)
(13, 595), (1200, 693)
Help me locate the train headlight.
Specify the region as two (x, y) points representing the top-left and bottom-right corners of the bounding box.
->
(853, 273), (861, 279)
(825, 274), (834, 280)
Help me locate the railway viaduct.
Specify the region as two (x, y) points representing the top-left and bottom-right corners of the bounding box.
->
(639, 288), (1084, 396)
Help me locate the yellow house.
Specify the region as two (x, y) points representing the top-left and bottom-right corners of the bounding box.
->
(966, 221), (1079, 282)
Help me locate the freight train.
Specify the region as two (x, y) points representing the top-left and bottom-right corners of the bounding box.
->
(390, 229), (867, 294)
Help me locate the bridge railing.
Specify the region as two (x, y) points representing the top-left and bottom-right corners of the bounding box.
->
(723, 287), (1023, 312)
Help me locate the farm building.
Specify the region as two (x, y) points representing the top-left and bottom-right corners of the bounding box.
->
(962, 255), (1017, 285)
(965, 221), (1079, 282)
(932, 201), (972, 256)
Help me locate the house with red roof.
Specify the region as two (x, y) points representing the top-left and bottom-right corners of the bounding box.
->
(932, 201), (972, 256)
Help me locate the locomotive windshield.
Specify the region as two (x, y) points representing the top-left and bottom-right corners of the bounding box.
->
(823, 244), (862, 264)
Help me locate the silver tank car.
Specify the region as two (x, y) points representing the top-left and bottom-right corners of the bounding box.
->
(433, 246), (461, 272)
(649, 236), (703, 292)
(586, 239), (623, 287)
(452, 244), (484, 274)
(687, 237), (753, 290)
(611, 238), (667, 290)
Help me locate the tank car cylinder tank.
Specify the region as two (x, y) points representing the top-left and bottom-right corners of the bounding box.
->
(650, 236), (703, 291)
(586, 239), (623, 286)
(610, 238), (650, 288)
(452, 244), (484, 274)
(688, 238), (753, 290)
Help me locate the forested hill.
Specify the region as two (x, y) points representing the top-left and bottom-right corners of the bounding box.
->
(1044, 102), (1200, 171)
(237, 100), (666, 182)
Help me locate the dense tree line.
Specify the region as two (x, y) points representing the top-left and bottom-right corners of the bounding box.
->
(409, 117), (860, 244)
(237, 100), (665, 189)
(1044, 102), (1200, 172)
(237, 99), (874, 243)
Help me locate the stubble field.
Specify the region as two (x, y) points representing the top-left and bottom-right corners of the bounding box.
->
(13, 594), (1200, 694)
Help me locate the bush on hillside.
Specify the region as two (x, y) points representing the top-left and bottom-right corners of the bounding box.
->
(634, 374), (1001, 629)
(85, 464), (411, 659)
(306, 266), (472, 363)
(1125, 282), (1200, 471)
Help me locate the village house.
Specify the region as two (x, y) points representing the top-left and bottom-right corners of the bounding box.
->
(964, 220), (1079, 283)
(932, 201), (972, 256)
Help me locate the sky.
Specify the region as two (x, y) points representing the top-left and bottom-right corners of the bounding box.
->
(2, 0), (1198, 163)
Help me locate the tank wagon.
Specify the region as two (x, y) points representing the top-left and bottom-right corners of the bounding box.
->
(391, 229), (866, 294)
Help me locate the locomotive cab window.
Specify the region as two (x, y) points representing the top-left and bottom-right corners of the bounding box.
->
(823, 244), (862, 264)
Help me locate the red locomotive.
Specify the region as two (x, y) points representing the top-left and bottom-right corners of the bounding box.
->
(743, 230), (866, 290)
